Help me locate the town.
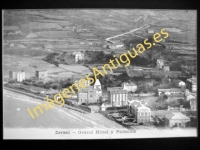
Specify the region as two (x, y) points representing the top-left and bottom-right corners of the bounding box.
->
(3, 10), (197, 134)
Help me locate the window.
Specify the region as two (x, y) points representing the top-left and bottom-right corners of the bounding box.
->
(113, 94), (115, 102)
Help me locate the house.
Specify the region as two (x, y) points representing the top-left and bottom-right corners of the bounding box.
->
(156, 59), (170, 71)
(107, 87), (128, 107)
(164, 112), (190, 128)
(9, 71), (25, 82)
(122, 82), (137, 92)
(163, 65), (170, 72)
(36, 69), (48, 79)
(9, 43), (15, 47)
(127, 100), (151, 123)
(152, 110), (190, 128)
(186, 76), (197, 92)
(148, 29), (154, 34)
(178, 81), (186, 87)
(72, 52), (84, 63)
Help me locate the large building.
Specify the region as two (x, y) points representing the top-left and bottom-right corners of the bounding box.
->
(9, 71), (25, 82)
(107, 87), (128, 107)
(77, 79), (102, 104)
(127, 100), (151, 123)
(36, 69), (48, 79)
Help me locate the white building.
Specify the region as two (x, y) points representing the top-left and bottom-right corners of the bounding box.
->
(179, 81), (186, 87)
(9, 71), (25, 82)
(122, 82), (137, 92)
(72, 52), (84, 63)
(127, 100), (151, 123)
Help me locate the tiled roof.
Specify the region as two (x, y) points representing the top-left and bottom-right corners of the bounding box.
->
(130, 100), (142, 108)
(165, 112), (190, 120)
(123, 82), (137, 86)
(110, 90), (127, 94)
(107, 87), (123, 91)
(158, 88), (182, 92)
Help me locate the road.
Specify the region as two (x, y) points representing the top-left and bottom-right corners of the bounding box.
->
(105, 24), (150, 43)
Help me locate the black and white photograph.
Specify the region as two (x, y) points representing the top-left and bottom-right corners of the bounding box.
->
(2, 9), (197, 139)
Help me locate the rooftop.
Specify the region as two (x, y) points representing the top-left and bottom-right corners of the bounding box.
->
(165, 112), (190, 120)
(110, 90), (128, 94)
(130, 100), (142, 108)
(107, 87), (123, 91)
(158, 88), (182, 92)
(123, 82), (137, 86)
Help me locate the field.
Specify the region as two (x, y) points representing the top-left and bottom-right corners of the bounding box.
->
(3, 52), (92, 80)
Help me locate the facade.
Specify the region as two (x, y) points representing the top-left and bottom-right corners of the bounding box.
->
(77, 79), (102, 104)
(164, 112), (190, 128)
(107, 87), (128, 107)
(186, 76), (197, 92)
(9, 71), (25, 82)
(157, 59), (170, 71)
(77, 87), (102, 104)
(36, 69), (48, 79)
(122, 82), (137, 92)
(72, 52), (84, 63)
(128, 100), (151, 123)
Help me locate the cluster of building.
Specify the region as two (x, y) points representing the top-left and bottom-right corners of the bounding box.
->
(153, 110), (192, 128)
(9, 69), (48, 82)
